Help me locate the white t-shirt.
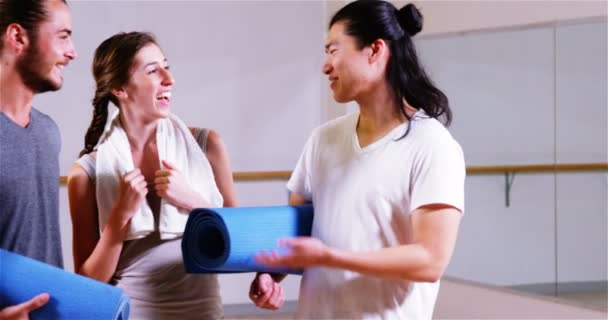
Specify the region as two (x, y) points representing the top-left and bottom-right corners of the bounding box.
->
(287, 110), (465, 320)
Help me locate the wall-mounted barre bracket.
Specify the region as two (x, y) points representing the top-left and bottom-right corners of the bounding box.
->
(505, 171), (516, 207)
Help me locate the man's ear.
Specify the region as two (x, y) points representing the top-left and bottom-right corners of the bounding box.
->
(4, 23), (30, 54)
(368, 39), (387, 64)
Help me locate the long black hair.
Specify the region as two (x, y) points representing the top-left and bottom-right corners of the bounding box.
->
(330, 0), (451, 127)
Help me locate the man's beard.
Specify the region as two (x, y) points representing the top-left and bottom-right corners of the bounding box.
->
(16, 42), (61, 93)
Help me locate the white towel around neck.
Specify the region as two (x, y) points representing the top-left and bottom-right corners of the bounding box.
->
(95, 111), (223, 240)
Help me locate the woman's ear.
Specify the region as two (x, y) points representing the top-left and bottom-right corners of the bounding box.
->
(111, 87), (127, 100)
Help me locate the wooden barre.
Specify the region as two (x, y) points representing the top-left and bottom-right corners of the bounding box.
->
(466, 163), (608, 174)
(58, 163), (607, 185)
(58, 171), (293, 185)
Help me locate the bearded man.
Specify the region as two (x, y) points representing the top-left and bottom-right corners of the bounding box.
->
(0, 0), (77, 318)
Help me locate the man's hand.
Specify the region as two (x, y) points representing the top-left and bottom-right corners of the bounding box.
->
(0, 293), (50, 320)
(255, 237), (331, 269)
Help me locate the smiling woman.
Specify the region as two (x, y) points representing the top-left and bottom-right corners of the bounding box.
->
(66, 31), (238, 319)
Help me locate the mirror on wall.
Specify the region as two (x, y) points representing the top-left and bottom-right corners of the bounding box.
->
(416, 19), (607, 311)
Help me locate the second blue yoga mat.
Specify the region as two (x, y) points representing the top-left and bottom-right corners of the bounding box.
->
(0, 249), (130, 320)
(182, 205), (313, 274)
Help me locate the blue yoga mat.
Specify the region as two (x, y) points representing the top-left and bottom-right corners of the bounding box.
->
(182, 205), (313, 274)
(0, 249), (130, 320)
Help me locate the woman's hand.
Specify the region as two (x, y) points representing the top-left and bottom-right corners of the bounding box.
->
(249, 273), (285, 310)
(154, 160), (209, 211)
(110, 168), (147, 227)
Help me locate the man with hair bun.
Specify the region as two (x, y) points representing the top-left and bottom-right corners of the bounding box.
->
(250, 1), (465, 319)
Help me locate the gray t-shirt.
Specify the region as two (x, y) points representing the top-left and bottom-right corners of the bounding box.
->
(0, 108), (63, 268)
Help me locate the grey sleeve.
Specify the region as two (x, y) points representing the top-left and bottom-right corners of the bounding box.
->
(191, 127), (209, 154)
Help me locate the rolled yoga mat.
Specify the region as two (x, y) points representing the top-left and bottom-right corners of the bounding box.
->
(0, 249), (130, 320)
(182, 204), (313, 274)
